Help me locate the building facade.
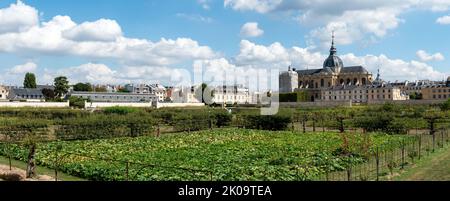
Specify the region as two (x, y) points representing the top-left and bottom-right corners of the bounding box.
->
(0, 86), (9, 101)
(211, 85), (251, 104)
(71, 92), (158, 103)
(280, 33), (373, 100)
(320, 84), (409, 103)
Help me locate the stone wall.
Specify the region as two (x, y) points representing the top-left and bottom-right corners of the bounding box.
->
(155, 102), (206, 109)
(0, 101), (69, 108)
(86, 102), (153, 108)
(280, 100), (352, 108)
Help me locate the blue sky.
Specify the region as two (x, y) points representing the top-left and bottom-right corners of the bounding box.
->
(0, 0), (449, 86)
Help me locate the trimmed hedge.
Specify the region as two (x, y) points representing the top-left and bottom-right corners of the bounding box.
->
(242, 115), (291, 131)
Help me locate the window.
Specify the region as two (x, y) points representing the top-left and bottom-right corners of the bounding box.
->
(321, 79), (324, 87)
(362, 78), (367, 85)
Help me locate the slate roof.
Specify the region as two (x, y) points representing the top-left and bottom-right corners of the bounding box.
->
(296, 65), (369, 76)
(341, 66), (370, 74)
(8, 88), (44, 100)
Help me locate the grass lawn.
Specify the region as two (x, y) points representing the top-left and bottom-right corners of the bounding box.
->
(394, 144), (450, 181)
(0, 155), (85, 181)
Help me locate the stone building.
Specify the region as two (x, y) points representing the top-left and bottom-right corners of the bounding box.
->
(0, 85), (9, 101)
(279, 33), (373, 101)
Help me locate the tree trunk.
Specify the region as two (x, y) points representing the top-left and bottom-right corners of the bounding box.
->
(26, 144), (37, 178)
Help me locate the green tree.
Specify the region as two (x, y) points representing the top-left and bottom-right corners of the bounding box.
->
(41, 88), (56, 100)
(23, 73), (37, 89)
(54, 76), (70, 98)
(73, 82), (93, 92)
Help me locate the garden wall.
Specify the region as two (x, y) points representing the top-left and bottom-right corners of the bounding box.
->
(0, 101), (69, 108)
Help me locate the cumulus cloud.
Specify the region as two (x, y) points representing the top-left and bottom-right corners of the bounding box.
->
(0, 0), (39, 34)
(0, 1), (218, 66)
(62, 19), (122, 42)
(416, 50), (445, 62)
(9, 62), (37, 74)
(436, 15), (450, 24)
(230, 40), (448, 82)
(225, 0), (450, 46)
(240, 22), (264, 38)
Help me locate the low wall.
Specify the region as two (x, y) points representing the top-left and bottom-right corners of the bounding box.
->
(280, 101), (352, 108)
(86, 102), (153, 108)
(367, 99), (447, 105)
(155, 102), (206, 109)
(0, 101), (70, 108)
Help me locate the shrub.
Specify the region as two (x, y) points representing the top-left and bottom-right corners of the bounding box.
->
(243, 115), (290, 131)
(103, 107), (138, 115)
(69, 96), (86, 109)
(214, 112), (232, 128)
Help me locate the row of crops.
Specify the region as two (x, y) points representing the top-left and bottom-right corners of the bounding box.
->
(0, 128), (415, 181)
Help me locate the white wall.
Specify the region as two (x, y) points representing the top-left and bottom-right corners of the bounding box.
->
(85, 101), (153, 108)
(155, 102), (205, 109)
(0, 101), (69, 108)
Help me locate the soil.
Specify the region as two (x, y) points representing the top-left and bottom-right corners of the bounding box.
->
(0, 164), (54, 181)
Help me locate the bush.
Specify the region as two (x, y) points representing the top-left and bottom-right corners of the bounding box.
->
(442, 99), (450, 111)
(69, 96), (86, 109)
(215, 112), (232, 128)
(55, 114), (154, 140)
(103, 107), (138, 115)
(243, 115), (290, 131)
(279, 92), (309, 102)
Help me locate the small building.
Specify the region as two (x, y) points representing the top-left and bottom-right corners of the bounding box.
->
(70, 92), (158, 103)
(211, 85), (251, 105)
(0, 85), (9, 101)
(7, 88), (46, 102)
(149, 84), (167, 102)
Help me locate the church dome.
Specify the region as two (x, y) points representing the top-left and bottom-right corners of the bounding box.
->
(323, 55), (344, 70)
(323, 32), (343, 73)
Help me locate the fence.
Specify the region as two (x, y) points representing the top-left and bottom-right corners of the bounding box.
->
(313, 128), (450, 181)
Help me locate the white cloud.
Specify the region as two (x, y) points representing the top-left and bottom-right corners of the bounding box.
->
(58, 63), (118, 84)
(224, 0), (282, 13)
(225, 0), (450, 46)
(0, 1), (219, 66)
(231, 40), (448, 82)
(9, 62), (37, 74)
(197, 0), (211, 10)
(62, 19), (122, 42)
(240, 22), (264, 38)
(0, 0), (39, 34)
(176, 13), (213, 23)
(436, 15), (450, 24)
(416, 50), (445, 62)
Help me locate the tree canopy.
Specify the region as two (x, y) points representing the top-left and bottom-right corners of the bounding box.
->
(23, 73), (37, 89)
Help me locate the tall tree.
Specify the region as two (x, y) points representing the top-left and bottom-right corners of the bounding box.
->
(54, 76), (69, 98)
(73, 82), (93, 92)
(23, 73), (37, 89)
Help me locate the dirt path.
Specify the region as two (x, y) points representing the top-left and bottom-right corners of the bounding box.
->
(0, 164), (55, 181)
(396, 145), (450, 181)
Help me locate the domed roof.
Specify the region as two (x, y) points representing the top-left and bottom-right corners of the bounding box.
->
(323, 55), (344, 70)
(323, 31), (344, 72)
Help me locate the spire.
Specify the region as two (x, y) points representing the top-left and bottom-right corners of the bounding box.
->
(376, 69), (381, 81)
(330, 31), (337, 56)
